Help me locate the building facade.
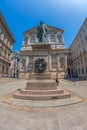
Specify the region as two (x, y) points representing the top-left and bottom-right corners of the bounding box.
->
(19, 25), (68, 79)
(10, 52), (20, 78)
(0, 13), (15, 77)
(70, 18), (87, 77)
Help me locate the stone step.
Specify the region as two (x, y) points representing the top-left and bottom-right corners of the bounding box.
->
(13, 91), (71, 100)
(26, 86), (57, 90)
(20, 89), (64, 95)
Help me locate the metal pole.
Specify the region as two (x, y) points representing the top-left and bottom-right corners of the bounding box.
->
(55, 43), (59, 86)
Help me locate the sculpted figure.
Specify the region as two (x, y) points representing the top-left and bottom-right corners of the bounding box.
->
(37, 21), (47, 42)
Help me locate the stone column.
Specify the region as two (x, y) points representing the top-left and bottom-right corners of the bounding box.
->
(55, 55), (60, 79)
(65, 55), (68, 77)
(4, 64), (6, 74)
(62, 34), (64, 44)
(65, 55), (67, 70)
(35, 35), (38, 42)
(26, 56), (29, 71)
(49, 54), (52, 71)
(28, 36), (30, 45)
(47, 34), (50, 43)
(55, 34), (58, 43)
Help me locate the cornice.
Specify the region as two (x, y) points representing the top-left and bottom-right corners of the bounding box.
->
(0, 12), (15, 43)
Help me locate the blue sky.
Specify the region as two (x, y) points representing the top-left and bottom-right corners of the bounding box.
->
(0, 0), (87, 51)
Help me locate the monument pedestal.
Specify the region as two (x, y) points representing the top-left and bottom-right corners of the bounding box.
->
(13, 79), (71, 100)
(31, 72), (51, 79)
(13, 43), (71, 100)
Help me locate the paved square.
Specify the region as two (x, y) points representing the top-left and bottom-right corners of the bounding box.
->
(0, 78), (87, 130)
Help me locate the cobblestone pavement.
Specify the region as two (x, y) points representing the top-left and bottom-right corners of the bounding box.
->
(0, 78), (87, 130)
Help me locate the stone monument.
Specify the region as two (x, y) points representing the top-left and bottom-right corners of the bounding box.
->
(13, 22), (71, 100)
(37, 21), (47, 42)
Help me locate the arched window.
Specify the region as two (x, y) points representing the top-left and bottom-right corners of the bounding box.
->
(24, 36), (28, 45)
(50, 32), (55, 43)
(30, 35), (35, 43)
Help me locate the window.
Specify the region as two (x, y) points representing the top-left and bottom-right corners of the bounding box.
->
(82, 68), (84, 74)
(79, 44), (81, 49)
(0, 49), (2, 55)
(85, 36), (87, 40)
(2, 65), (4, 73)
(50, 34), (55, 42)
(79, 69), (80, 74)
(85, 57), (87, 62)
(86, 67), (87, 74)
(24, 36), (29, 44)
(6, 66), (8, 74)
(30, 35), (35, 43)
(80, 51), (82, 56)
(78, 61), (80, 65)
(83, 29), (85, 33)
(81, 59), (83, 64)
(8, 52), (10, 60)
(0, 28), (1, 33)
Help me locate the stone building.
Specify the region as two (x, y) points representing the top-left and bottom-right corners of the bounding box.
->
(67, 51), (73, 77)
(70, 18), (87, 77)
(19, 25), (68, 79)
(10, 52), (20, 78)
(0, 12), (15, 77)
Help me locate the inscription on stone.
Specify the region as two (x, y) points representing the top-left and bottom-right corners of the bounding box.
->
(34, 51), (48, 56)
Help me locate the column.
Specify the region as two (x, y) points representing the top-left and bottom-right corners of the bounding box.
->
(47, 34), (50, 43)
(62, 34), (64, 44)
(49, 54), (52, 71)
(55, 34), (58, 43)
(26, 56), (29, 71)
(65, 55), (67, 70)
(56, 55), (60, 79)
(35, 35), (38, 42)
(65, 55), (68, 77)
(28, 36), (30, 45)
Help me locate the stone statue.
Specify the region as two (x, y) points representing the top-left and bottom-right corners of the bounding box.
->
(37, 21), (47, 42)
